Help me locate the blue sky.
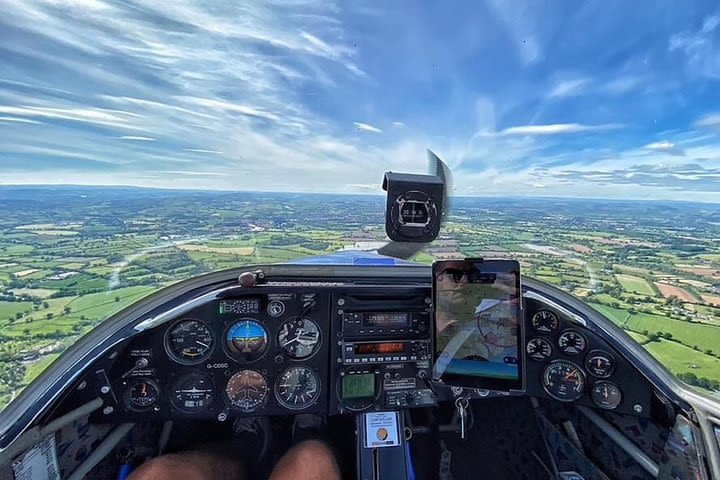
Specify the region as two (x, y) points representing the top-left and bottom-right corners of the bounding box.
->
(1, 1), (720, 201)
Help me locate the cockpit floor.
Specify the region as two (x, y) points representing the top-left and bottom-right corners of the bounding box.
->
(422, 397), (550, 480)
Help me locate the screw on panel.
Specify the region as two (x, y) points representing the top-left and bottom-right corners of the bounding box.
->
(217, 412), (228, 422)
(77, 381), (87, 391)
(337, 298), (345, 306)
(633, 404), (643, 413)
(100, 386), (110, 394)
(103, 406), (114, 415)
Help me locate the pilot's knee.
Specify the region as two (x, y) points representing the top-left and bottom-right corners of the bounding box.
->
(127, 453), (218, 480)
(271, 440), (340, 480)
(128, 455), (182, 480)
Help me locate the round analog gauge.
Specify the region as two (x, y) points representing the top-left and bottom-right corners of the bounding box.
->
(170, 373), (215, 413)
(527, 338), (553, 361)
(531, 310), (559, 333)
(558, 330), (587, 356)
(275, 367), (321, 410)
(226, 320), (269, 361)
(126, 379), (159, 411)
(542, 360), (586, 402)
(165, 319), (214, 365)
(225, 370), (268, 412)
(585, 351), (616, 378)
(278, 317), (321, 359)
(591, 381), (622, 409)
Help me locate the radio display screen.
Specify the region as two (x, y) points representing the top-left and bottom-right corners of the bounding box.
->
(342, 373), (375, 399)
(354, 342), (405, 354)
(364, 312), (410, 326)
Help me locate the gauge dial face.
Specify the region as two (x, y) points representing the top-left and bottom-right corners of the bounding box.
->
(558, 330), (587, 356)
(226, 320), (268, 361)
(591, 381), (622, 409)
(165, 319), (214, 365)
(542, 361), (586, 402)
(531, 310), (559, 333)
(127, 380), (159, 411)
(275, 367), (321, 410)
(170, 373), (215, 413)
(527, 338), (553, 361)
(278, 317), (321, 359)
(225, 370), (268, 412)
(585, 351), (616, 378)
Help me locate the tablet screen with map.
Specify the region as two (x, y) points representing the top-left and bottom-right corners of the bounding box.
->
(433, 259), (523, 391)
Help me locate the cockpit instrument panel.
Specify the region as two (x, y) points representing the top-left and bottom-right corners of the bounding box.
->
(524, 297), (651, 416)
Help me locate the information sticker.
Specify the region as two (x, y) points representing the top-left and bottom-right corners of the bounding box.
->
(364, 411), (400, 448)
(12, 434), (60, 480)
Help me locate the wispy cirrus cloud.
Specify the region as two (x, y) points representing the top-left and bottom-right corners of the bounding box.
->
(549, 78), (591, 98)
(481, 123), (621, 137)
(353, 122), (383, 134)
(644, 140), (685, 156)
(117, 136), (156, 141)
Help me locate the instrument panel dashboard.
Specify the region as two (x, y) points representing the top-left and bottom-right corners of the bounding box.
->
(523, 297), (652, 416)
(94, 283), (653, 422)
(105, 290), (331, 421)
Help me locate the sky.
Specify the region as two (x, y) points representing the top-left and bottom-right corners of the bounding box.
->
(2, 1), (720, 201)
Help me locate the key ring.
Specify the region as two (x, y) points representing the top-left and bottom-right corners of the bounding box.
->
(455, 396), (469, 410)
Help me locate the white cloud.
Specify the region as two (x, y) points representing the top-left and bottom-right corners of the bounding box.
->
(694, 114), (720, 128)
(644, 140), (684, 156)
(392, 121), (406, 128)
(645, 140), (674, 150)
(347, 183), (379, 190)
(669, 14), (720, 78)
(0, 116), (42, 124)
(181, 97), (280, 122)
(549, 78), (590, 98)
(602, 76), (643, 94)
(117, 136), (156, 141)
(354, 122), (383, 134)
(183, 149), (223, 154)
(0, 105), (141, 129)
(483, 123), (621, 137)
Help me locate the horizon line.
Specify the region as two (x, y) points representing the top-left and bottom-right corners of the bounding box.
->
(0, 182), (718, 205)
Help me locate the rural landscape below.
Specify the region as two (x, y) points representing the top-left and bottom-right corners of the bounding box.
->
(0, 186), (718, 409)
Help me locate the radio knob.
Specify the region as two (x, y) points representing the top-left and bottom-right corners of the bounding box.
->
(405, 393), (415, 405)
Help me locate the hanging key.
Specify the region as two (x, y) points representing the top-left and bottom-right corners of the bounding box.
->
(455, 396), (469, 439)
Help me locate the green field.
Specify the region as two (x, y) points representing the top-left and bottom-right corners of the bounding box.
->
(66, 286), (155, 320)
(624, 312), (720, 354)
(644, 339), (720, 381)
(0, 301), (33, 321)
(615, 274), (656, 295)
(23, 354), (60, 384)
(589, 303), (630, 326)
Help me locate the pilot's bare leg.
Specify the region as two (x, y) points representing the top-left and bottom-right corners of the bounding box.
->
(127, 450), (246, 480)
(269, 440), (340, 480)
